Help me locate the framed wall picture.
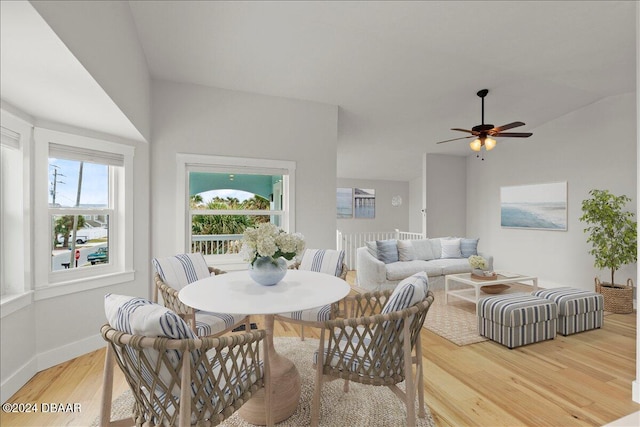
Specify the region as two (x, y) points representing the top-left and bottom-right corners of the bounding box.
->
(500, 182), (567, 230)
(336, 187), (353, 218)
(354, 188), (375, 219)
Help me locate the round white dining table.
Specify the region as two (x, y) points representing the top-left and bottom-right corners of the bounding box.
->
(179, 269), (350, 425)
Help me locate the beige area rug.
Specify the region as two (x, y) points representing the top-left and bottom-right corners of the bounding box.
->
(96, 337), (435, 427)
(424, 283), (538, 346)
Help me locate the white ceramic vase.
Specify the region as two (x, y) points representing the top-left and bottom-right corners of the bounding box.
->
(248, 256), (287, 286)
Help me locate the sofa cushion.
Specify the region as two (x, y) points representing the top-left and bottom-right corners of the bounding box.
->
(428, 258), (472, 275)
(429, 238), (442, 258)
(397, 240), (416, 262)
(460, 238), (479, 257)
(411, 239), (435, 261)
(376, 239), (398, 264)
(440, 238), (462, 258)
(385, 260), (444, 281)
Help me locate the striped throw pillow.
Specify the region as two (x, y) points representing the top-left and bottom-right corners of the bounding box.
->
(299, 249), (345, 277)
(152, 253), (211, 290)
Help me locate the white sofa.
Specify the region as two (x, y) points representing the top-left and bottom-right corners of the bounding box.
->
(356, 237), (493, 292)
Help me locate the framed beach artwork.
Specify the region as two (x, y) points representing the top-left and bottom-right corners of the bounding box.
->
(500, 182), (568, 231)
(336, 187), (353, 219)
(354, 188), (375, 219)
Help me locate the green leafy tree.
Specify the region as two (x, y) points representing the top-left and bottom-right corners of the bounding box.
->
(54, 215), (86, 247)
(580, 189), (637, 285)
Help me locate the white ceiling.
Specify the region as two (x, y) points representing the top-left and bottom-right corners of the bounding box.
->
(1, 1), (636, 181)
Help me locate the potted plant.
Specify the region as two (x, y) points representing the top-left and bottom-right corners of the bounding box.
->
(580, 189), (637, 313)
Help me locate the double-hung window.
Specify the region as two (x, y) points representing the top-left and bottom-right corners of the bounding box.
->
(177, 154), (296, 268)
(35, 128), (134, 292)
(1, 120), (27, 299)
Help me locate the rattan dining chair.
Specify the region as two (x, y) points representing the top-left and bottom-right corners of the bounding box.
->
(100, 294), (272, 427)
(310, 273), (434, 427)
(152, 253), (251, 337)
(275, 249), (348, 340)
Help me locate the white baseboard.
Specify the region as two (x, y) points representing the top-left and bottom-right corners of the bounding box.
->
(1, 356), (37, 403)
(36, 333), (105, 372)
(633, 380), (639, 403)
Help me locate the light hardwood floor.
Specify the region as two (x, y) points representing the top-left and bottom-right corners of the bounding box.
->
(2, 272), (639, 426)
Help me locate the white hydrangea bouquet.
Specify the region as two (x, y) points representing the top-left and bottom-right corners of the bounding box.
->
(469, 255), (496, 278)
(240, 223), (305, 266)
(468, 255), (488, 270)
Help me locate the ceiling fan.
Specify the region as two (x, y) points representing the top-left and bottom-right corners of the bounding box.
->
(436, 89), (532, 156)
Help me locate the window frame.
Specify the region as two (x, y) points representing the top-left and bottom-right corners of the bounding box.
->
(177, 154), (296, 265)
(0, 113), (30, 303)
(34, 128), (135, 298)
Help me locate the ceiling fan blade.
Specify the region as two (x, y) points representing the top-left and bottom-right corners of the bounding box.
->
(491, 121), (525, 133)
(450, 128), (476, 134)
(493, 132), (533, 138)
(436, 135), (474, 144)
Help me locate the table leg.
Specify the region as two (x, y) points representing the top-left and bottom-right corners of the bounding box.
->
(445, 277), (449, 304)
(238, 314), (301, 425)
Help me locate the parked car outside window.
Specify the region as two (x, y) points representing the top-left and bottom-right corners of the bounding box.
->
(87, 247), (108, 265)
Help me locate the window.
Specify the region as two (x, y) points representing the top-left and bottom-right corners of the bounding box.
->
(48, 148), (111, 272)
(34, 128), (134, 291)
(1, 123), (25, 297)
(177, 155), (296, 267)
(189, 172), (285, 255)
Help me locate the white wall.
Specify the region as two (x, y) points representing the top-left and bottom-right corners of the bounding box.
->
(336, 178), (410, 235)
(467, 93), (637, 290)
(150, 80), (339, 260)
(30, 0), (151, 141)
(409, 175), (424, 233)
(426, 154), (467, 238)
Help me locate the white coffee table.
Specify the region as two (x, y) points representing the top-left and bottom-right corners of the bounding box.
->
(444, 271), (538, 307)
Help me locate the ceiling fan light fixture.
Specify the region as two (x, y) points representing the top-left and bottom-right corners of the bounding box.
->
(484, 137), (497, 151)
(470, 139), (482, 151)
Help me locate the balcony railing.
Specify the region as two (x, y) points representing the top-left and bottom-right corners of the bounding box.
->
(191, 234), (243, 255)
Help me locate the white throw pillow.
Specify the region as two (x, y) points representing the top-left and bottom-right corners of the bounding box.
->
(429, 238), (442, 258)
(411, 239), (435, 261)
(396, 240), (416, 262)
(440, 238), (462, 259)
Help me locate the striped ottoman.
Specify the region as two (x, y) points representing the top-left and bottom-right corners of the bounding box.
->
(532, 288), (604, 336)
(477, 294), (558, 349)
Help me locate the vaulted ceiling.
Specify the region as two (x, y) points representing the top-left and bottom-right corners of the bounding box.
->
(1, 1), (636, 181)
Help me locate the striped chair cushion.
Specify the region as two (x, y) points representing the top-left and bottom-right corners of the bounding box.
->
(152, 253), (211, 290)
(105, 293), (196, 339)
(280, 249), (345, 323)
(381, 272), (430, 314)
(104, 294), (202, 397)
(477, 294), (557, 327)
(299, 249), (345, 277)
(194, 311), (249, 336)
(277, 305), (333, 322)
(376, 272), (429, 350)
(105, 294), (261, 421)
(532, 287), (603, 315)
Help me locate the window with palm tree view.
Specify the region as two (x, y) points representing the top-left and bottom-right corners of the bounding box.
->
(188, 171), (286, 258)
(49, 154), (112, 272)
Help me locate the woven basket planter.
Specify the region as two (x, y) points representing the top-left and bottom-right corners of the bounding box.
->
(594, 277), (635, 314)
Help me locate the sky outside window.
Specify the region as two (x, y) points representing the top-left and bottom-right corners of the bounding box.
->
(48, 158), (108, 207)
